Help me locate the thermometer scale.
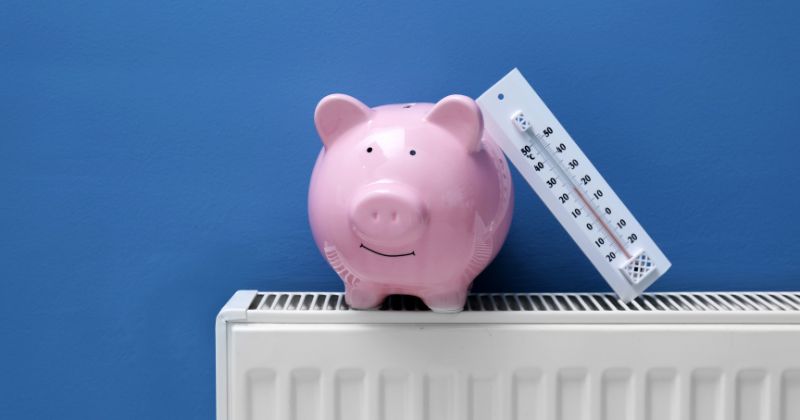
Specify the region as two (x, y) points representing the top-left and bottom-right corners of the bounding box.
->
(477, 69), (670, 302)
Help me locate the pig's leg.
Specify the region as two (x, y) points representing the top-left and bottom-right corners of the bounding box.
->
(422, 288), (468, 313)
(344, 284), (387, 309)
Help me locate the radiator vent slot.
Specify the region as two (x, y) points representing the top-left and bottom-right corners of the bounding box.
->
(249, 292), (800, 312)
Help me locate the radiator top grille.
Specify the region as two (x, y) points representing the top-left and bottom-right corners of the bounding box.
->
(248, 292), (800, 313)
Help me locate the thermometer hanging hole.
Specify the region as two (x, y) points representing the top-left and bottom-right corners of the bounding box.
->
(497, 93), (505, 100)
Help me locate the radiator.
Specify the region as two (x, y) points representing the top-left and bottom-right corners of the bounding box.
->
(216, 291), (800, 420)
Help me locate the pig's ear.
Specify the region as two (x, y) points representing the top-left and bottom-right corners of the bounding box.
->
(425, 95), (483, 152)
(314, 94), (372, 149)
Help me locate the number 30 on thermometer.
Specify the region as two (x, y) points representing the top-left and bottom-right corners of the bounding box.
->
(477, 69), (671, 302)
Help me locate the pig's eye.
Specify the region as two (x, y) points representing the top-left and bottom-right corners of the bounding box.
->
(366, 147), (373, 153)
(409, 150), (416, 156)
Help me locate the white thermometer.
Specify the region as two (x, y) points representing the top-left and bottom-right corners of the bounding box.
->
(477, 69), (670, 302)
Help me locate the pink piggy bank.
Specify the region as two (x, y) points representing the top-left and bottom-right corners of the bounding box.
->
(308, 94), (513, 312)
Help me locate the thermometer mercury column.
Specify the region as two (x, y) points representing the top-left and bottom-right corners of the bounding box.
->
(513, 111), (636, 259)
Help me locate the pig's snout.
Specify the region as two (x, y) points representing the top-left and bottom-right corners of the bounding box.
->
(349, 183), (427, 249)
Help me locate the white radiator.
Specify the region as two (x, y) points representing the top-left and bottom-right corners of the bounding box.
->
(216, 291), (800, 420)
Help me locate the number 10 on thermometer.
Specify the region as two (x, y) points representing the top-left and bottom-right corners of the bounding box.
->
(477, 69), (670, 302)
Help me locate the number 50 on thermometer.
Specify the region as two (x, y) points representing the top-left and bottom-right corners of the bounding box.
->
(477, 69), (670, 302)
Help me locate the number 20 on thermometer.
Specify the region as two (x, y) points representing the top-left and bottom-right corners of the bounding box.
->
(477, 69), (670, 302)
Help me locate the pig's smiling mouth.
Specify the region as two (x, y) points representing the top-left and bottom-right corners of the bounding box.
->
(359, 243), (416, 257)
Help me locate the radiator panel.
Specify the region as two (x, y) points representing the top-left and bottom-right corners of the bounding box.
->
(217, 292), (800, 420)
(225, 324), (800, 420)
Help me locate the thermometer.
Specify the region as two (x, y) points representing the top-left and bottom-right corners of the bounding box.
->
(477, 69), (670, 302)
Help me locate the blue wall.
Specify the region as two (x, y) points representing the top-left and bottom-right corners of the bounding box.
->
(2, 1), (799, 418)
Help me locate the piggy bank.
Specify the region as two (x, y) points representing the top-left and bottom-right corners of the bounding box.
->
(308, 94), (513, 312)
